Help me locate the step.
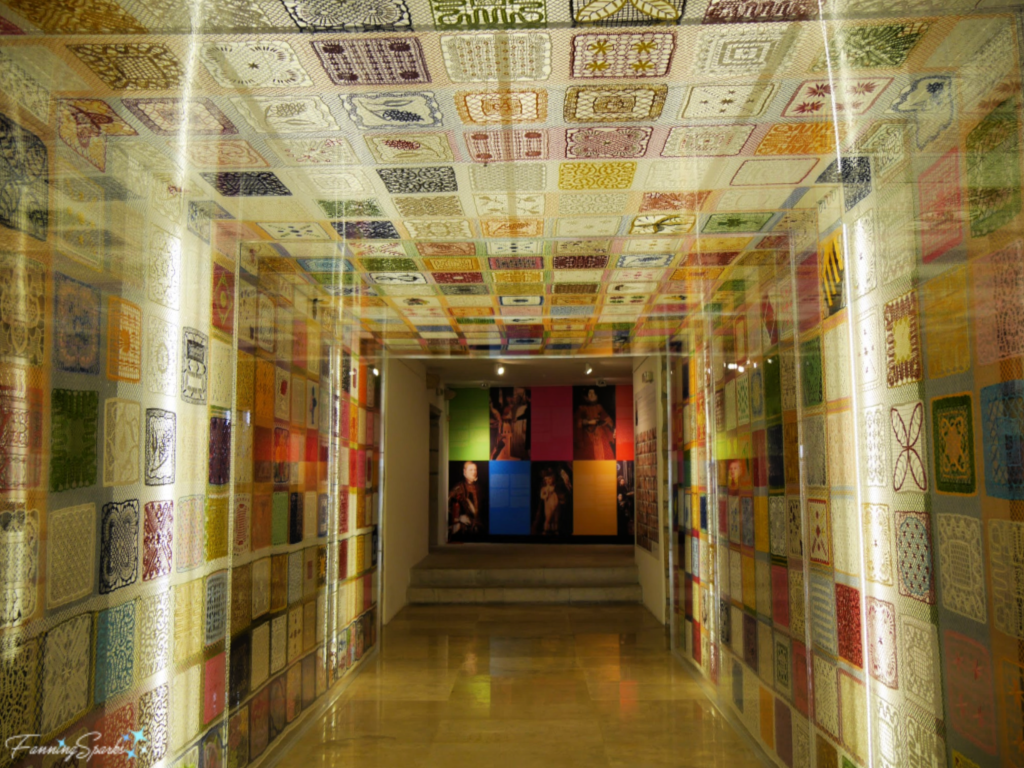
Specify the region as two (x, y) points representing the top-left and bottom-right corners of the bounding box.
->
(407, 583), (642, 605)
(410, 565), (639, 588)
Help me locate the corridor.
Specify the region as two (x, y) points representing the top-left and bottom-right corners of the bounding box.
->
(1, 0), (1022, 766)
(282, 604), (764, 768)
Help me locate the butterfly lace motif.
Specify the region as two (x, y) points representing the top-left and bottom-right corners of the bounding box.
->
(891, 402), (927, 492)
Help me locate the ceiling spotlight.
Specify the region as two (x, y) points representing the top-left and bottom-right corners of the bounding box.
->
(497, 365), (505, 375)
(727, 363), (738, 370)
(585, 366), (593, 375)
(372, 367), (379, 376)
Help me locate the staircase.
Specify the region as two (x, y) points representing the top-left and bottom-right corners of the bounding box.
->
(406, 545), (642, 605)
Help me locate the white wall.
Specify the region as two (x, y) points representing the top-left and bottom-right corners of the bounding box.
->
(634, 355), (667, 623)
(436, 396), (449, 548)
(381, 357), (431, 624)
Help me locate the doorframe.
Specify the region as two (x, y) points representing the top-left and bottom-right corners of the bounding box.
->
(428, 404), (442, 548)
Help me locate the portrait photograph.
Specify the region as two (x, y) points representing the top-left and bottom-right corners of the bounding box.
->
(490, 386), (531, 461)
(447, 459), (488, 540)
(573, 385), (616, 460)
(616, 460), (635, 538)
(530, 461), (573, 537)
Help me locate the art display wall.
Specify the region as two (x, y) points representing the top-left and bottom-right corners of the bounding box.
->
(633, 359), (660, 553)
(0, 156), (383, 768)
(446, 385), (634, 541)
(671, 15), (1024, 768)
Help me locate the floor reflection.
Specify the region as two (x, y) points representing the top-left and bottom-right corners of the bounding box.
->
(288, 605), (764, 768)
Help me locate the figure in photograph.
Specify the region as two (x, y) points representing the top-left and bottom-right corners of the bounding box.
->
(489, 386), (531, 460)
(727, 457), (749, 493)
(616, 460), (635, 538)
(273, 427), (290, 484)
(531, 461), (573, 536)
(447, 460), (487, 540)
(573, 385), (616, 460)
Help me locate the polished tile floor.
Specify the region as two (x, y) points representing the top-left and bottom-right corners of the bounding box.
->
(281, 605), (767, 768)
